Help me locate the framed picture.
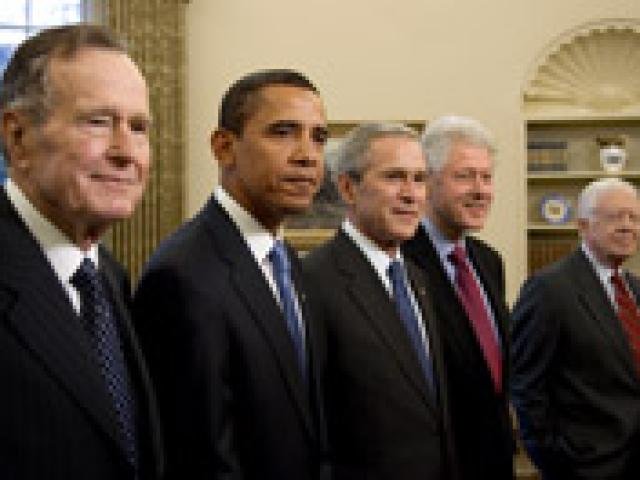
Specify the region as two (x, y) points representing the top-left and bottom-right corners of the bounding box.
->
(285, 120), (425, 252)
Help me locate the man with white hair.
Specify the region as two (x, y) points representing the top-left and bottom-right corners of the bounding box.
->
(403, 115), (514, 479)
(512, 178), (640, 479)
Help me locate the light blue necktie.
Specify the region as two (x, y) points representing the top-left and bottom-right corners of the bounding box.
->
(270, 240), (307, 380)
(71, 258), (138, 469)
(388, 260), (436, 392)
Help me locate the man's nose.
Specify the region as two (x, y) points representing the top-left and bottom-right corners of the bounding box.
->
(291, 134), (322, 167)
(108, 124), (137, 165)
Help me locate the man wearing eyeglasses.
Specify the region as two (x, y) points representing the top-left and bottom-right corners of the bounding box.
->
(512, 177), (640, 479)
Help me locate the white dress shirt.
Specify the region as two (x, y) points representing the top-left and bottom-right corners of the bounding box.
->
(421, 217), (501, 341)
(342, 218), (431, 357)
(214, 186), (306, 340)
(581, 241), (626, 312)
(5, 178), (99, 315)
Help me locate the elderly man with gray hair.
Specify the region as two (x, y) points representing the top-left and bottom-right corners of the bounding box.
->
(303, 122), (459, 479)
(0, 24), (162, 480)
(512, 177), (640, 479)
(403, 115), (514, 479)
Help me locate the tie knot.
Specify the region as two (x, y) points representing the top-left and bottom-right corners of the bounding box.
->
(448, 244), (466, 266)
(71, 258), (100, 292)
(612, 271), (624, 286)
(270, 240), (290, 273)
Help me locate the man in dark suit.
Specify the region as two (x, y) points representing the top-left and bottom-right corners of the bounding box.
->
(0, 25), (162, 479)
(403, 115), (514, 479)
(133, 69), (329, 479)
(304, 122), (457, 479)
(512, 178), (640, 479)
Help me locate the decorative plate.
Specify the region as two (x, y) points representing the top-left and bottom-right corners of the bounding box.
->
(540, 193), (571, 224)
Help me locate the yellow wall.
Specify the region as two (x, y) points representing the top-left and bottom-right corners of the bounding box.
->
(186, 0), (640, 301)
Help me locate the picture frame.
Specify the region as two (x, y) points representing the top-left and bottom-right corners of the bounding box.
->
(285, 120), (425, 253)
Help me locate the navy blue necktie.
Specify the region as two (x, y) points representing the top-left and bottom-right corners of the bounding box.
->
(270, 240), (307, 379)
(71, 258), (138, 468)
(388, 260), (436, 391)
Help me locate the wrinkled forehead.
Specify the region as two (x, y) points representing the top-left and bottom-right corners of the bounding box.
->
(595, 187), (640, 210)
(46, 48), (148, 111)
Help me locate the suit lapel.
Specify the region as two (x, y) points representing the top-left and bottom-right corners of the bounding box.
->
(404, 227), (474, 361)
(202, 200), (316, 437)
(465, 238), (510, 381)
(406, 226), (513, 400)
(570, 251), (638, 377)
(332, 232), (435, 409)
(0, 192), (126, 454)
(100, 252), (163, 474)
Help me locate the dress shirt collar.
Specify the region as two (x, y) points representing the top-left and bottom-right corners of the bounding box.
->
(5, 178), (99, 287)
(342, 218), (403, 293)
(214, 186), (284, 264)
(421, 217), (464, 264)
(581, 241), (620, 303)
(581, 241), (618, 276)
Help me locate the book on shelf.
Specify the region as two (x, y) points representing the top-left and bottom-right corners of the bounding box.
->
(527, 140), (568, 172)
(528, 235), (578, 274)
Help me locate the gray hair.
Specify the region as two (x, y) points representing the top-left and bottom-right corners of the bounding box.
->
(421, 115), (496, 173)
(332, 122), (420, 184)
(577, 177), (638, 220)
(1, 24), (126, 125)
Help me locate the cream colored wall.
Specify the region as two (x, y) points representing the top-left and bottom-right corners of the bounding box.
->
(186, 0), (640, 302)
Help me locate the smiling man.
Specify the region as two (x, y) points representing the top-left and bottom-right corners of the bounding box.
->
(133, 69), (330, 480)
(0, 25), (162, 480)
(403, 115), (514, 479)
(512, 178), (640, 479)
(303, 123), (457, 479)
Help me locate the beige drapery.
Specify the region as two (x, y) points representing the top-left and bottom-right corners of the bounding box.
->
(101, 0), (187, 282)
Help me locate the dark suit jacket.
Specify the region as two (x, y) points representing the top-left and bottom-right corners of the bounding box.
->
(403, 224), (514, 479)
(303, 230), (458, 479)
(133, 196), (328, 480)
(511, 249), (640, 479)
(0, 187), (163, 480)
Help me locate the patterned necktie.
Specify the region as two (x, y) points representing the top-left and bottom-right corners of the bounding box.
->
(388, 260), (436, 391)
(71, 258), (138, 468)
(611, 271), (640, 373)
(270, 240), (307, 379)
(449, 244), (502, 393)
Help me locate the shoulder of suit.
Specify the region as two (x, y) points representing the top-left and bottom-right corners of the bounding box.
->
(99, 246), (125, 275)
(302, 234), (338, 271)
(523, 249), (584, 292)
(466, 236), (501, 259)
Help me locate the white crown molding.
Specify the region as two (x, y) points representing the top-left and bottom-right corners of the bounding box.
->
(523, 18), (640, 116)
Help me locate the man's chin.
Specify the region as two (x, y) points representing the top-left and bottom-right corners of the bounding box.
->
(461, 216), (488, 232)
(281, 200), (315, 216)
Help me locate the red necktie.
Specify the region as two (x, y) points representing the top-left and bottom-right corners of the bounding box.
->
(611, 271), (640, 373)
(449, 245), (502, 393)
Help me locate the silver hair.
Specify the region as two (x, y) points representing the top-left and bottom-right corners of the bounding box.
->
(577, 177), (638, 220)
(421, 115), (496, 173)
(1, 24), (126, 124)
(331, 122), (420, 184)
(0, 24), (127, 161)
